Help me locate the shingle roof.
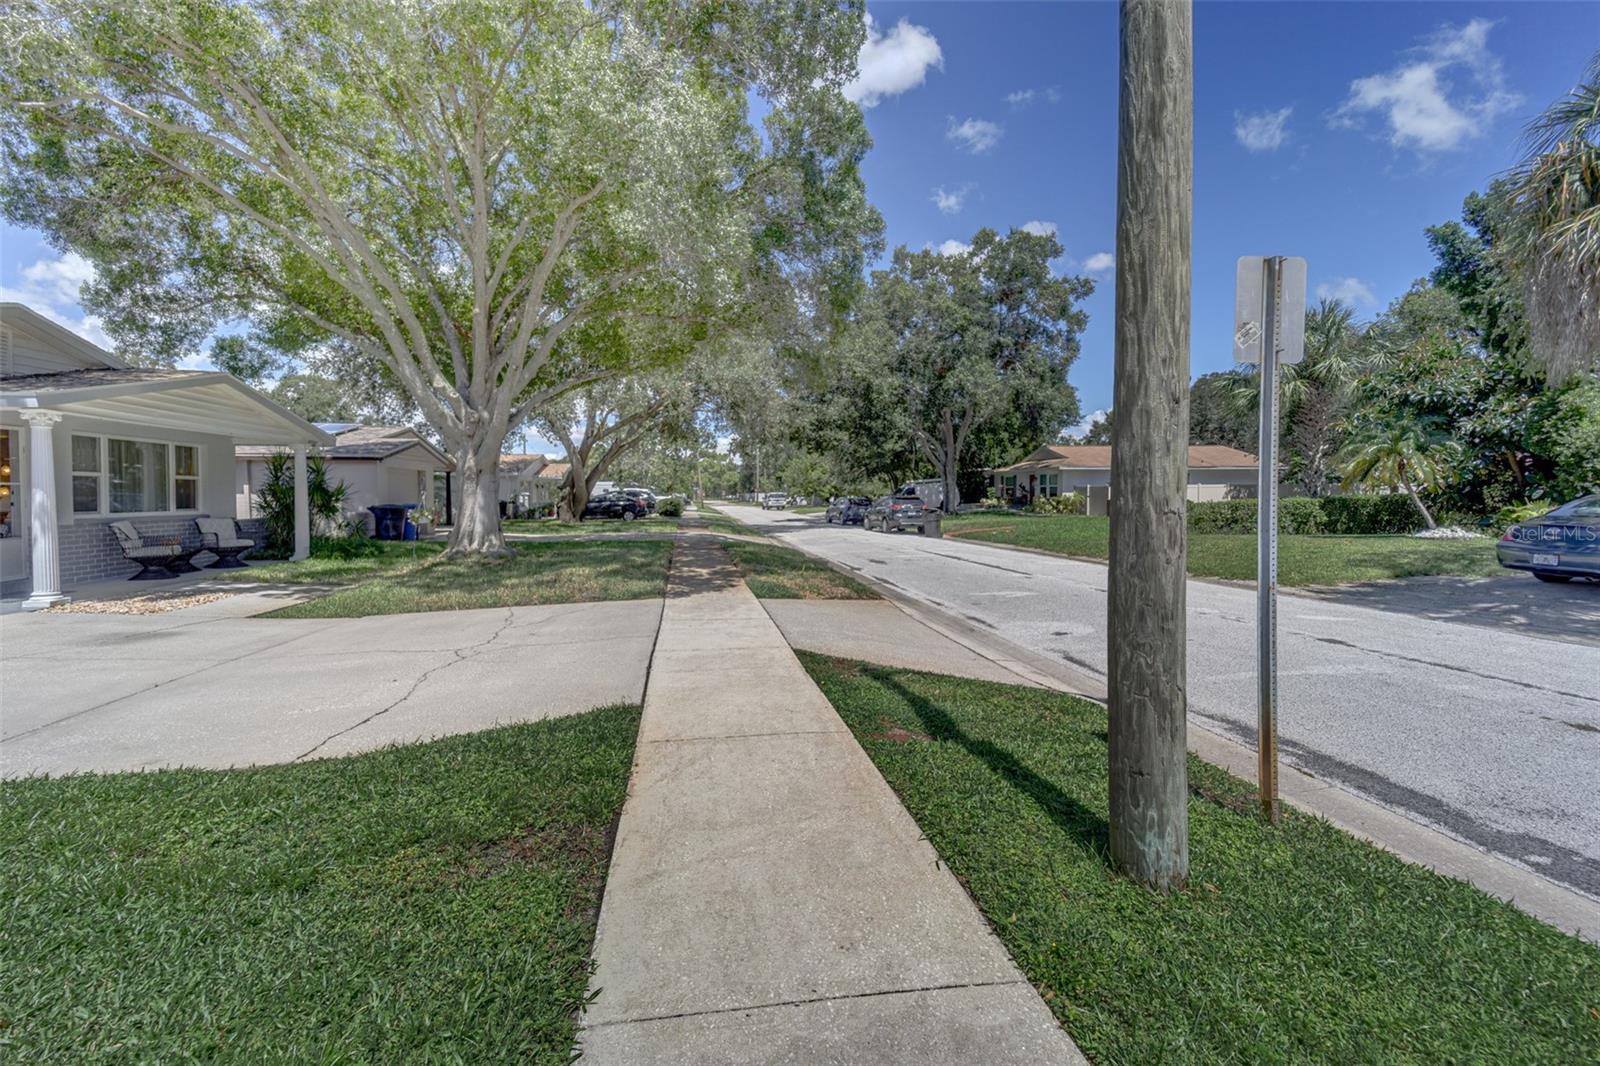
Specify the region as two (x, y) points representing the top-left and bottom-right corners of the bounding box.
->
(0, 367), (211, 392)
(533, 461), (570, 481)
(499, 452), (547, 475)
(237, 423), (450, 466)
(995, 444), (1257, 473)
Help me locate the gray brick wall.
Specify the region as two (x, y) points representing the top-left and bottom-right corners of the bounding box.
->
(58, 514), (262, 588)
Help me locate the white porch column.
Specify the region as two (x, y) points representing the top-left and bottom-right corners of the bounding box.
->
(292, 443), (310, 561)
(21, 410), (68, 610)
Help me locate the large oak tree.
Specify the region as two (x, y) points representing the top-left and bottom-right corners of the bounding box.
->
(1, 0), (875, 554)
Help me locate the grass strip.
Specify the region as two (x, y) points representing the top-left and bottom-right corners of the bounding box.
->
(724, 540), (879, 600)
(941, 513), (1500, 586)
(262, 539), (671, 618)
(799, 653), (1600, 1065)
(0, 707), (641, 1064)
(503, 515), (682, 536)
(206, 540), (445, 585)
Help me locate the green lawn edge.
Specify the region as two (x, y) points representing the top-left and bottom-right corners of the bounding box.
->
(262, 539), (672, 618)
(941, 514), (1500, 586)
(723, 540), (879, 600)
(0, 707), (642, 1063)
(799, 652), (1600, 1064)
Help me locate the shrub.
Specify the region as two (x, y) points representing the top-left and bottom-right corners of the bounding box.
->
(254, 453), (352, 557)
(1317, 494), (1427, 534)
(1027, 492), (1085, 515)
(657, 496), (684, 517)
(1496, 500), (1555, 527)
(1186, 495), (1423, 535)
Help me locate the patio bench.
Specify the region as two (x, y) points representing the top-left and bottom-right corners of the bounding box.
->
(110, 520), (183, 580)
(196, 517), (255, 569)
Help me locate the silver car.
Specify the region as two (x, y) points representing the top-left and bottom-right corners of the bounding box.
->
(1497, 493), (1600, 583)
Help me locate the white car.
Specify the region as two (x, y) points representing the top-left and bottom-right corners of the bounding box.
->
(761, 493), (791, 510)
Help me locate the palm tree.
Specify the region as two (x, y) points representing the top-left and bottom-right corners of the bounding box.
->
(1502, 52), (1599, 383)
(1338, 425), (1454, 529)
(1226, 298), (1363, 417)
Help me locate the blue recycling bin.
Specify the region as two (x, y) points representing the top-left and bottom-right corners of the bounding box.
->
(368, 504), (409, 541)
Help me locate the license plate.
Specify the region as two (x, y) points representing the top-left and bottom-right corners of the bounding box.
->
(1531, 553), (1560, 566)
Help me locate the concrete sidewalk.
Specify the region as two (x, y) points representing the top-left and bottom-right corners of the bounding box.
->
(580, 537), (1083, 1064)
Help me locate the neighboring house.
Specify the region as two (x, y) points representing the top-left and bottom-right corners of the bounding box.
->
(498, 454), (569, 516)
(0, 302), (332, 607)
(237, 424), (452, 533)
(991, 444), (1259, 515)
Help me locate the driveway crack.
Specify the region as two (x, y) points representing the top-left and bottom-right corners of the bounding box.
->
(293, 608), (518, 761)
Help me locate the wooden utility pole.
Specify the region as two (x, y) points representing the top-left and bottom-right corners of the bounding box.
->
(1106, 0), (1192, 891)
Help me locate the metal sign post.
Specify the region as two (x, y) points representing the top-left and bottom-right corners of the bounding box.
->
(1235, 255), (1305, 824)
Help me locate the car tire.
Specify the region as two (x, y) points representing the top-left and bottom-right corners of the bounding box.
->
(622, 511), (636, 522)
(1534, 571), (1571, 583)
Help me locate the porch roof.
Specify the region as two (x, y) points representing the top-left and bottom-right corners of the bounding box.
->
(0, 368), (333, 446)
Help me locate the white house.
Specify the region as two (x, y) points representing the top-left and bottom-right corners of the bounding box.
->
(991, 444), (1259, 515)
(498, 453), (568, 516)
(0, 303), (332, 608)
(236, 424), (451, 533)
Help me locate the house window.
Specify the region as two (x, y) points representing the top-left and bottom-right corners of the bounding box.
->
(1039, 472), (1061, 498)
(72, 434), (103, 514)
(109, 438), (170, 513)
(174, 445), (199, 510)
(0, 429), (17, 538)
(1002, 474), (1017, 496)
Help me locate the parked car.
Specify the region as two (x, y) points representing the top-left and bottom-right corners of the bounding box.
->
(619, 487), (657, 512)
(1497, 493), (1600, 583)
(580, 491), (650, 522)
(761, 493), (791, 510)
(825, 496), (872, 525)
(864, 493), (926, 533)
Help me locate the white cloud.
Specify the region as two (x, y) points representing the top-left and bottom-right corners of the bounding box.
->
(1066, 408), (1109, 439)
(930, 184), (972, 215)
(946, 116), (1002, 154)
(1006, 86), (1061, 108)
(1082, 251), (1115, 274)
(1234, 106), (1293, 152)
(1019, 220), (1057, 237)
(0, 251), (114, 349)
(1330, 19), (1520, 152)
(933, 239), (971, 258)
(1315, 277), (1377, 306)
(844, 15), (943, 108)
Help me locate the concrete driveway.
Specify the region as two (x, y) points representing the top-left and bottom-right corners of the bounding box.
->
(0, 591), (661, 777)
(719, 503), (1600, 902)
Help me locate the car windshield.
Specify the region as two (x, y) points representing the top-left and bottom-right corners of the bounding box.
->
(1549, 494), (1600, 518)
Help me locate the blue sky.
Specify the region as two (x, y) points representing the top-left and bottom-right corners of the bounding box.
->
(3, 1), (1596, 441)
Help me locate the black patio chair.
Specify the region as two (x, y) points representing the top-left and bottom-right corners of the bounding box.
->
(110, 520), (182, 580)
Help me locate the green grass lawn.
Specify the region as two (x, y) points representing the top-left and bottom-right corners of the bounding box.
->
(800, 654), (1600, 1065)
(723, 541), (878, 600)
(206, 540), (445, 585)
(790, 505), (826, 514)
(264, 539), (672, 618)
(941, 513), (1500, 586)
(0, 708), (640, 1063)
(687, 506), (768, 539)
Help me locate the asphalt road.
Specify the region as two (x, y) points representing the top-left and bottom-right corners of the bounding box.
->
(720, 503), (1600, 902)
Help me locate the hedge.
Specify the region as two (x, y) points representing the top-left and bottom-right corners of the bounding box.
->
(1187, 494), (1427, 535)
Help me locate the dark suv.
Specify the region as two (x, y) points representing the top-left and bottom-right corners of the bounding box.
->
(581, 491), (649, 522)
(864, 493), (926, 533)
(825, 496), (872, 525)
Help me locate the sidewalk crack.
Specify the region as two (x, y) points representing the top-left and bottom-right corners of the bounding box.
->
(585, 978), (1031, 1029)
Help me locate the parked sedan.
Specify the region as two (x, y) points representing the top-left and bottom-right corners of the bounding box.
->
(1498, 493), (1600, 583)
(864, 493), (926, 533)
(619, 487), (657, 512)
(825, 496), (872, 525)
(580, 491), (650, 522)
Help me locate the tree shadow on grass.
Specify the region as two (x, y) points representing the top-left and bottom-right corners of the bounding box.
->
(873, 670), (1113, 867)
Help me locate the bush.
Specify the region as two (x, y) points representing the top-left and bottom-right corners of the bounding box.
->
(1495, 500), (1554, 527)
(1186, 495), (1425, 535)
(1317, 494), (1427, 534)
(308, 534), (388, 560)
(657, 496), (684, 517)
(1027, 492), (1086, 515)
(254, 452), (352, 556)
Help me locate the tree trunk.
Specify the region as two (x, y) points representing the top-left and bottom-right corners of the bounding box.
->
(447, 440), (510, 557)
(1404, 482), (1436, 529)
(940, 415), (961, 513)
(1106, 0), (1192, 892)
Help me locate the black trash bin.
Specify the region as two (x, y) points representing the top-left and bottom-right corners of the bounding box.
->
(368, 504), (408, 541)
